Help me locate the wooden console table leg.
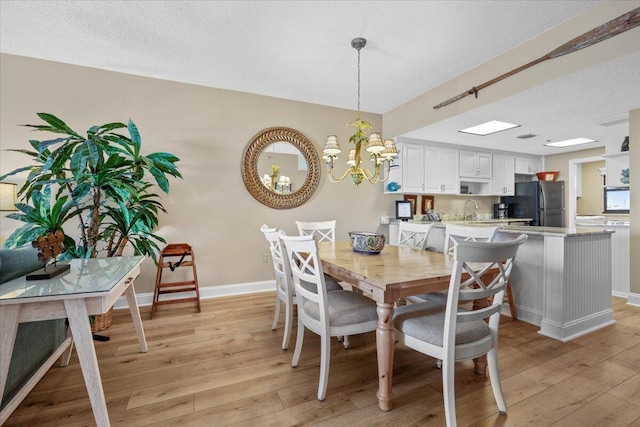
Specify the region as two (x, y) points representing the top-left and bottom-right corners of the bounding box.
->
(0, 305), (20, 405)
(124, 281), (148, 353)
(64, 299), (111, 427)
(376, 302), (395, 411)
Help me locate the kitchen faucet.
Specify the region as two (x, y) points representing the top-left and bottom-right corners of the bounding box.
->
(464, 199), (478, 221)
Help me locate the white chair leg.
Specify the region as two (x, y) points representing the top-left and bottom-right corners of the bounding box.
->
(342, 335), (350, 349)
(282, 299), (293, 350)
(487, 348), (507, 414)
(318, 333), (331, 401)
(442, 358), (457, 427)
(272, 295), (281, 331)
(291, 317), (305, 367)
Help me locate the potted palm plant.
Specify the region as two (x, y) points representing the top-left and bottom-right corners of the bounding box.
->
(0, 113), (181, 330)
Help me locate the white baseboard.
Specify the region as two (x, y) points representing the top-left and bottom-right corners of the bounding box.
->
(627, 293), (640, 307)
(113, 280), (276, 310)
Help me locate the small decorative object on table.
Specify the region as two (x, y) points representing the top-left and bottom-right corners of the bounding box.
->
(621, 168), (629, 185)
(349, 232), (386, 254)
(26, 230), (71, 280)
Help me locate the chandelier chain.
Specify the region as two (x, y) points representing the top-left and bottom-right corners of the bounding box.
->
(357, 46), (361, 119)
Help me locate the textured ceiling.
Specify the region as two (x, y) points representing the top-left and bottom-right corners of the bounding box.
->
(1, 0), (638, 155)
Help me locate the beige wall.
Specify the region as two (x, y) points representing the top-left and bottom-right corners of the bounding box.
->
(577, 160), (605, 215)
(0, 54), (398, 293)
(630, 108), (639, 296)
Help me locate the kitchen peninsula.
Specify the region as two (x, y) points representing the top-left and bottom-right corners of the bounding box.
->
(397, 221), (614, 342)
(497, 226), (614, 342)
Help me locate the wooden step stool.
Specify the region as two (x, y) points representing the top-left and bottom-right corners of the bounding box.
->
(151, 243), (201, 318)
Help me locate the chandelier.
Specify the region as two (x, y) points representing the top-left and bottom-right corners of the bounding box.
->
(323, 38), (397, 185)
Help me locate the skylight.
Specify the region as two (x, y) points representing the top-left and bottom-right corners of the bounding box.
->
(544, 138), (596, 148)
(459, 120), (520, 136)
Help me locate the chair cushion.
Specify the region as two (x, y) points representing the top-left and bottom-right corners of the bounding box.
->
(303, 290), (377, 326)
(393, 302), (489, 347)
(410, 291), (448, 304)
(300, 276), (343, 293)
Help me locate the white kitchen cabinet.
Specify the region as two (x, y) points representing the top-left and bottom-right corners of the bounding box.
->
(460, 150), (492, 179)
(492, 154), (515, 195)
(398, 143), (459, 194)
(515, 156), (541, 175)
(402, 143), (426, 193)
(425, 146), (459, 194)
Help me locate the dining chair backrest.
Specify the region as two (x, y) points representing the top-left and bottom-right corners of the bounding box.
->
(296, 220), (336, 242)
(279, 233), (330, 331)
(443, 224), (502, 254)
(260, 224), (292, 300)
(397, 222), (434, 250)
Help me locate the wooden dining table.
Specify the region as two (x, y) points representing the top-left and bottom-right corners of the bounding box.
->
(317, 241), (467, 411)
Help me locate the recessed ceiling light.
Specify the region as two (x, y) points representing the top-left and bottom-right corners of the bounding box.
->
(544, 138), (597, 148)
(459, 120), (520, 136)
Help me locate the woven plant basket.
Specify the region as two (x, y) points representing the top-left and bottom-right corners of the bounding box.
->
(91, 307), (113, 333)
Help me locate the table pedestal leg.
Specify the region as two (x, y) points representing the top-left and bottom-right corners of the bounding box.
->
(376, 302), (394, 411)
(64, 300), (110, 427)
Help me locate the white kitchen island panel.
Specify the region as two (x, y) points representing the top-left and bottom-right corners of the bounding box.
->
(498, 226), (615, 342)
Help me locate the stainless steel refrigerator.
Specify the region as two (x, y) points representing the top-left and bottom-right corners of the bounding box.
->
(501, 181), (565, 227)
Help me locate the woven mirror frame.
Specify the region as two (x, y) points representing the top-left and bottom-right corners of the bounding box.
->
(241, 127), (321, 209)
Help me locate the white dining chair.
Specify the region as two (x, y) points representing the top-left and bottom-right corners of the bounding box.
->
(296, 219), (353, 345)
(397, 222), (434, 250)
(260, 225), (342, 350)
(408, 224), (503, 305)
(295, 220), (336, 242)
(443, 224), (501, 254)
(393, 234), (527, 427)
(280, 233), (378, 401)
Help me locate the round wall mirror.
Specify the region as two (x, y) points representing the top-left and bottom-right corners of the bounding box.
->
(241, 127), (321, 209)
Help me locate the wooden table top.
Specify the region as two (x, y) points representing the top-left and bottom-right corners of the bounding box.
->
(318, 241), (455, 302)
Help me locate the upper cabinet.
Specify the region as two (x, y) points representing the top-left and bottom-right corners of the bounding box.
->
(424, 146), (459, 194)
(396, 143), (459, 194)
(515, 156), (541, 175)
(402, 143), (427, 193)
(385, 139), (542, 196)
(492, 154), (515, 195)
(460, 150), (492, 179)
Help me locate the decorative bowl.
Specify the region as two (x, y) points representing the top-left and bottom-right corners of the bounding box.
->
(536, 171), (559, 181)
(386, 181), (400, 192)
(349, 232), (386, 254)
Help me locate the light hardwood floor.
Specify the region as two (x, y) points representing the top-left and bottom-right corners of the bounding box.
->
(5, 294), (640, 426)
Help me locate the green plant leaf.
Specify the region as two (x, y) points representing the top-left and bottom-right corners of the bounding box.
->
(35, 113), (80, 137)
(148, 166), (170, 193)
(128, 119), (141, 158)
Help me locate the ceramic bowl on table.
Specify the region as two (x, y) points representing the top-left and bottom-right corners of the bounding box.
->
(348, 232), (385, 254)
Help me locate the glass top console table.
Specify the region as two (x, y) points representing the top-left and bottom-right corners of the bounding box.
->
(0, 256), (147, 427)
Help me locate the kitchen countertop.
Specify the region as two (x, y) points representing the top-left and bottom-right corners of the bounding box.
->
(499, 225), (615, 237)
(408, 218), (532, 228)
(575, 221), (630, 228)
